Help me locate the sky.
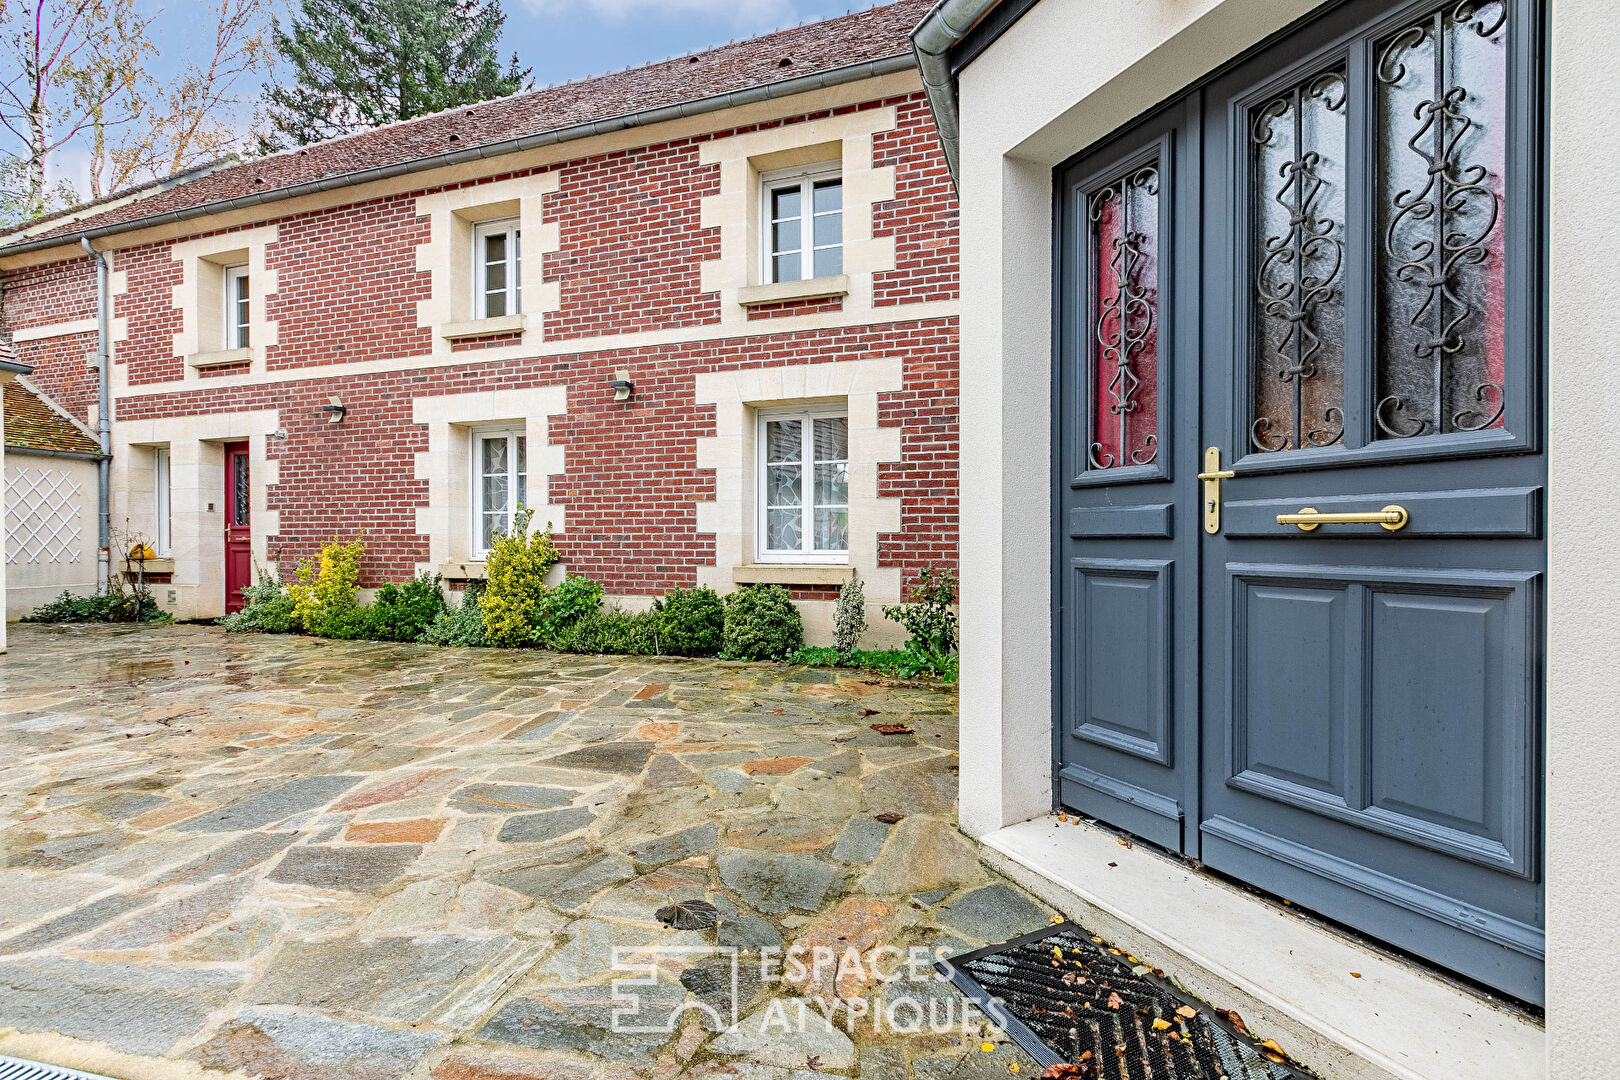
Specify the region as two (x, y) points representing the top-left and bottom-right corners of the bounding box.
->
(14, 0), (886, 201)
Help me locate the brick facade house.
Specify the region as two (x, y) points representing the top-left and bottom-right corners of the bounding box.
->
(0, 0), (957, 643)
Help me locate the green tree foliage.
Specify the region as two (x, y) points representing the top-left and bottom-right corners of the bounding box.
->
(261, 0), (528, 148)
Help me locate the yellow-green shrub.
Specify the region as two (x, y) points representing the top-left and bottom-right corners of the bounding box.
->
(289, 534), (364, 637)
(480, 507), (559, 647)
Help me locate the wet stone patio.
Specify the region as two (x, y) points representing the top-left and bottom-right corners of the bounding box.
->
(0, 624), (1055, 1080)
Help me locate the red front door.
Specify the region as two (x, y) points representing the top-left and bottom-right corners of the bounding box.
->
(224, 442), (251, 613)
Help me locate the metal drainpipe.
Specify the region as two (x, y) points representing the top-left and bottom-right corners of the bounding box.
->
(80, 238), (111, 595)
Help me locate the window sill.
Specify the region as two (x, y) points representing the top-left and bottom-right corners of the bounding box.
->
(188, 347), (252, 369)
(439, 561), (488, 581)
(737, 275), (849, 307)
(123, 557), (175, 574)
(733, 563), (853, 586)
(442, 314), (526, 340)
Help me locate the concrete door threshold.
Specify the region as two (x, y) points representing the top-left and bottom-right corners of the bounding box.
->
(978, 815), (1544, 1080)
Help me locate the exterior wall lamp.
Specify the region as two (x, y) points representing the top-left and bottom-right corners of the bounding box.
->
(609, 370), (634, 402)
(323, 396), (348, 423)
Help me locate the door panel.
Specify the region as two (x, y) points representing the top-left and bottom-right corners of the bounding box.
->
(224, 441), (251, 614)
(1055, 100), (1202, 855)
(1055, 0), (1544, 1004)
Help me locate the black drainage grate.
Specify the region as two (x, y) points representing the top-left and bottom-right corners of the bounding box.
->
(0, 1057), (119, 1080)
(938, 924), (1309, 1079)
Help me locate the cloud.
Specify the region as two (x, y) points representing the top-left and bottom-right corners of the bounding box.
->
(521, 0), (800, 32)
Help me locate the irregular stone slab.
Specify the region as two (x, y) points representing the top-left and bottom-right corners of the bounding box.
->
(713, 897), (783, 951)
(709, 999), (856, 1069)
(490, 853), (636, 913)
(365, 878), (456, 934)
(191, 1006), (446, 1080)
(859, 818), (981, 896)
(937, 883), (1051, 944)
(0, 955), (244, 1056)
(451, 880), (526, 933)
(267, 844), (420, 893)
(430, 1046), (595, 1080)
(785, 896), (892, 1003)
(449, 783), (575, 814)
(831, 816), (892, 864)
(496, 807), (596, 844)
(334, 768), (457, 811)
(150, 830), (300, 888)
(87, 791), (168, 820)
(625, 822), (718, 867)
(85, 877), (247, 950)
(0, 890), (149, 954)
(181, 911), (282, 962)
(247, 935), (521, 1022)
(862, 758), (958, 819)
(476, 981), (685, 1058)
(346, 818), (445, 843)
(541, 741), (655, 774)
(173, 775), (361, 832)
(742, 756), (814, 775)
(717, 851), (836, 915)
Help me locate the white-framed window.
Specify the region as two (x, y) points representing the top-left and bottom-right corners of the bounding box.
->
(223, 264), (250, 348)
(471, 426), (527, 556)
(473, 219), (522, 319)
(761, 166), (842, 284)
(757, 406), (849, 562)
(154, 446), (171, 555)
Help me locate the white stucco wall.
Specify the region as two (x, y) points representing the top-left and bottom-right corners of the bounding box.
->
(4, 451), (99, 616)
(955, 0), (1611, 1076)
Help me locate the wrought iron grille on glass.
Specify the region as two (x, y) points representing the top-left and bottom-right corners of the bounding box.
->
(232, 454), (250, 526)
(1086, 165), (1160, 470)
(1375, 0), (1508, 439)
(1250, 70), (1348, 453)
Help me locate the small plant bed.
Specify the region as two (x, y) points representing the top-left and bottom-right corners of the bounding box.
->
(789, 646), (958, 683)
(218, 526), (957, 679)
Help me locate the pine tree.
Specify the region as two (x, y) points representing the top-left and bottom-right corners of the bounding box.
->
(260, 0), (529, 148)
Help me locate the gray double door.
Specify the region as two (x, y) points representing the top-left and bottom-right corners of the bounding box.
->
(1054, 0), (1544, 1003)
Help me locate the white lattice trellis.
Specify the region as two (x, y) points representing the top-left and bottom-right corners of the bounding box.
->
(6, 466), (83, 565)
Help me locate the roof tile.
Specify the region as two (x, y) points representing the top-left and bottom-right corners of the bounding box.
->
(4, 381), (102, 455)
(3, 1), (929, 249)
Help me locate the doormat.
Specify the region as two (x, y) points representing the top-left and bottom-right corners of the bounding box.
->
(0, 1057), (119, 1080)
(938, 924), (1309, 1078)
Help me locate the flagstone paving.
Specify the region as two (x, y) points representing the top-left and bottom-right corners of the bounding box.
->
(0, 623), (1053, 1079)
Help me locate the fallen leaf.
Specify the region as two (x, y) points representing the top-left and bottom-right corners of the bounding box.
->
(1151, 1019), (1172, 1031)
(1261, 1040), (1285, 1056)
(1008, 1065), (1021, 1074)
(1116, 837), (1133, 849)
(981, 1042), (996, 1053)
(871, 723), (914, 735)
(1216, 1009), (1251, 1038)
(860, 707), (880, 716)
(1106, 992), (1123, 1010)
(806, 1056), (821, 1069)
(1107, 861), (1117, 868)
(1037, 1066), (1080, 1079)
(1350, 971), (1362, 978)
(1175, 1005), (1197, 1019)
(654, 899), (720, 930)
(873, 811), (905, 824)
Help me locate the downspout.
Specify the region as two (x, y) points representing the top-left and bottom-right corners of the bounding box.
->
(80, 237), (110, 595)
(910, 0), (1004, 184)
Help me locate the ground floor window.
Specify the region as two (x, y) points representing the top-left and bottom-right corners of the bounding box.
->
(473, 427), (526, 555)
(154, 446), (171, 555)
(757, 406), (848, 562)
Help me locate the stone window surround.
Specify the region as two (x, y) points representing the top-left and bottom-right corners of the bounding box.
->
(699, 109), (897, 329)
(112, 409), (281, 620)
(411, 386), (567, 579)
(694, 357), (902, 602)
(415, 173), (559, 353)
(169, 225), (279, 380)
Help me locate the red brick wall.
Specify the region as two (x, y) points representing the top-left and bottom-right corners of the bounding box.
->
(11, 332), (97, 421)
(113, 317), (957, 593)
(114, 244), (185, 386)
(4, 86), (960, 601)
(1, 256), (99, 419)
(544, 140), (721, 341)
(873, 95), (959, 306)
(267, 195), (433, 369)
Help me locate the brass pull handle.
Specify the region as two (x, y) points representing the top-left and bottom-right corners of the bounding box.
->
(1195, 469), (1235, 481)
(1277, 505), (1409, 532)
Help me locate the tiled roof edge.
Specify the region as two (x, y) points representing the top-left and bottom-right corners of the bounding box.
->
(0, 51), (917, 259)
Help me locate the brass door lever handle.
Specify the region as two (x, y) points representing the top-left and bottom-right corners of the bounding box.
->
(1276, 505), (1409, 532)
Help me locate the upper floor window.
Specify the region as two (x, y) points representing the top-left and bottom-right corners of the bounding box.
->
(473, 426), (527, 556)
(224, 264), (249, 349)
(758, 406), (848, 562)
(762, 167), (841, 283)
(474, 219), (522, 319)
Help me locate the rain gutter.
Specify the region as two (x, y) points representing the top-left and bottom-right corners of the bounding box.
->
(910, 0), (1005, 183)
(0, 54), (919, 259)
(80, 237), (111, 595)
